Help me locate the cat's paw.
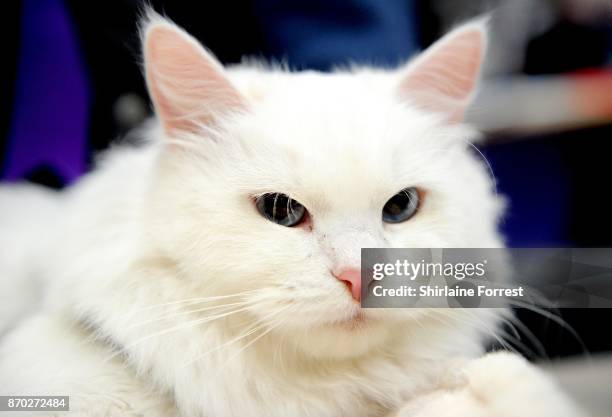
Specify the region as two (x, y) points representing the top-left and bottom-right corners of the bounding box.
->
(393, 352), (585, 417)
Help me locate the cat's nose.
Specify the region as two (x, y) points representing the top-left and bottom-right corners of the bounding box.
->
(333, 268), (362, 302)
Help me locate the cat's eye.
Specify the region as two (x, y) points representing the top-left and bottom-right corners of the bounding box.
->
(255, 193), (306, 227)
(382, 187), (420, 223)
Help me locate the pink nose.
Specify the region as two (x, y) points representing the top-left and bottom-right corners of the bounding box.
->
(334, 268), (362, 302)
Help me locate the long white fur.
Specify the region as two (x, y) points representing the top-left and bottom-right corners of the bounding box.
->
(0, 14), (582, 417)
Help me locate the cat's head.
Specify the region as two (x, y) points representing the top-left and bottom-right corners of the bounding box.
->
(141, 15), (504, 359)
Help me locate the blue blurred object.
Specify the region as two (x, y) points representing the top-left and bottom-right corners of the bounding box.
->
(3, 0), (89, 185)
(254, 0), (418, 70)
(483, 140), (571, 246)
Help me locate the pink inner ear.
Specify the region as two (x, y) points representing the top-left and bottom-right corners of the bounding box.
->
(398, 25), (485, 122)
(145, 24), (246, 135)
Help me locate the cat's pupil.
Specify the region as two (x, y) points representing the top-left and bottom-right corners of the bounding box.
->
(256, 193), (306, 227)
(382, 187), (419, 223)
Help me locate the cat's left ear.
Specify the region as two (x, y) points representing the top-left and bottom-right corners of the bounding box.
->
(396, 19), (487, 123)
(143, 18), (247, 136)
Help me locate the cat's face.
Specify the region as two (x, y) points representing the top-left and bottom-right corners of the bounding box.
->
(143, 17), (503, 359)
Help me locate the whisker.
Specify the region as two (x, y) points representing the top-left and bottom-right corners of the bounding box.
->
(503, 312), (547, 358)
(215, 314), (288, 375)
(126, 300), (250, 330)
(101, 305), (253, 364)
(460, 137), (498, 195)
(508, 300), (591, 360)
(127, 291), (257, 314)
(181, 305), (287, 368)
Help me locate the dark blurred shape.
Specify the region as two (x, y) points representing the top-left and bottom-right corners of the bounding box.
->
(0, 2), (21, 178)
(525, 19), (609, 75)
(23, 165), (65, 189)
(561, 125), (612, 246)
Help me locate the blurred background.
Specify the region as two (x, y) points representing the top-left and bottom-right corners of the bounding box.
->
(2, 0), (612, 409)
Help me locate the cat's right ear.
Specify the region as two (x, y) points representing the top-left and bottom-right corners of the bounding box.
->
(143, 17), (247, 136)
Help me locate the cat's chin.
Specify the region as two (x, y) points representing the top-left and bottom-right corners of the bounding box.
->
(327, 309), (371, 329)
(287, 311), (393, 359)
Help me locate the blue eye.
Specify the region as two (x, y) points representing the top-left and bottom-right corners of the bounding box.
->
(256, 193), (306, 227)
(382, 187), (420, 223)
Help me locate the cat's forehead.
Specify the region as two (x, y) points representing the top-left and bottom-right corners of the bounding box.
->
(230, 69), (444, 151)
(224, 70), (459, 204)
(231, 69), (395, 117)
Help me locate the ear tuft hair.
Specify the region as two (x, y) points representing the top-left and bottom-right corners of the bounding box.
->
(140, 9), (247, 136)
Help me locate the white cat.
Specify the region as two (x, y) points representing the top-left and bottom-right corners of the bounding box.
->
(0, 12), (583, 417)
